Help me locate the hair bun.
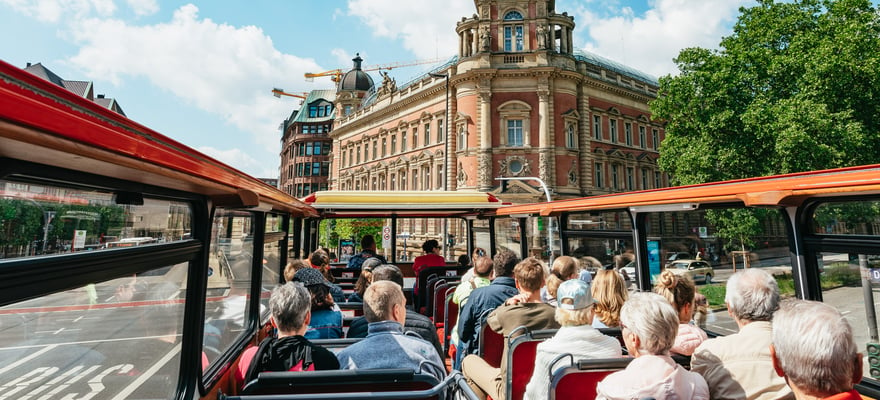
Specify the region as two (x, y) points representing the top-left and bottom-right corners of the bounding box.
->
(658, 269), (677, 288)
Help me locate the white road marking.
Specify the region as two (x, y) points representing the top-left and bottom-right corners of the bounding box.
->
(0, 345), (57, 376)
(110, 344), (181, 400)
(1, 334), (182, 351)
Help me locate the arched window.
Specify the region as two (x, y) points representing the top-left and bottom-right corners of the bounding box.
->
(566, 124), (577, 149)
(503, 10), (524, 52)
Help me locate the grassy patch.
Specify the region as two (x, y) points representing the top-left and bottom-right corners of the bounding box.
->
(698, 284), (726, 308)
(821, 263), (862, 289)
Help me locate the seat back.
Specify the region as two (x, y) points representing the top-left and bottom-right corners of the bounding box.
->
(506, 329), (556, 400)
(417, 266), (466, 309)
(433, 283), (456, 324)
(422, 277), (445, 315)
(442, 290), (459, 354)
(549, 357), (633, 400)
(241, 368), (439, 396)
(477, 320), (504, 368)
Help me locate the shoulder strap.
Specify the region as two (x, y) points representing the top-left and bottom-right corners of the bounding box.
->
(243, 337), (275, 384)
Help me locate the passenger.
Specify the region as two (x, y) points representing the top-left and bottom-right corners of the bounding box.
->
(292, 268), (343, 339)
(283, 258), (308, 282)
(458, 247), (488, 283)
(691, 268), (792, 400)
(653, 269), (707, 356)
(336, 280), (446, 381)
(771, 300), (863, 400)
(309, 250), (345, 303)
(346, 257), (381, 303)
(458, 254), (470, 268)
(523, 279), (622, 400)
(591, 269), (629, 328)
(462, 257), (561, 400)
(346, 234), (387, 270)
(456, 250), (520, 370)
(449, 255), (493, 357)
(542, 255), (579, 306)
(235, 282), (339, 388)
(346, 264), (443, 358)
(595, 292), (709, 400)
(578, 255), (602, 285)
(412, 239), (447, 300)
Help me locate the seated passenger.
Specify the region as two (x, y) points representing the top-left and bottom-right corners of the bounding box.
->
(346, 234), (387, 270)
(690, 269), (792, 400)
(771, 300), (863, 400)
(591, 269), (629, 328)
(595, 292), (709, 400)
(293, 268), (343, 339)
(346, 264), (442, 359)
(347, 257), (381, 303)
(235, 282), (339, 388)
(283, 258), (308, 282)
(653, 269), (707, 356)
(449, 256), (493, 354)
(462, 257), (561, 400)
(456, 250), (520, 370)
(524, 279), (622, 400)
(541, 255), (579, 306)
(309, 250), (345, 303)
(336, 280), (446, 381)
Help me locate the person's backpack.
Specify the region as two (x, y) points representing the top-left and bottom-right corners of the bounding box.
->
(243, 336), (315, 383)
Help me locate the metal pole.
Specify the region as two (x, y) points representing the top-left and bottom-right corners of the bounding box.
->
(495, 177), (555, 264)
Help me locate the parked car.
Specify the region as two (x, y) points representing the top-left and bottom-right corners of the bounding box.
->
(666, 259), (714, 284)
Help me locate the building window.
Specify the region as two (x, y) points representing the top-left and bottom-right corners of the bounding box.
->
(390, 174), (397, 191)
(372, 141), (378, 160)
(424, 124), (431, 146)
(309, 106), (317, 118)
(566, 124), (577, 149)
(641, 168), (649, 189)
(652, 129), (659, 150)
(382, 138), (387, 157)
(344, 105), (352, 116)
(391, 135), (397, 154)
(437, 119), (444, 142)
(356, 147), (361, 164)
(609, 119), (618, 143)
(503, 11), (524, 52)
(627, 167), (634, 190)
(593, 115), (602, 140)
(625, 123), (633, 146)
(595, 163), (604, 188)
(364, 143), (369, 160)
(348, 149), (353, 166)
(655, 171), (663, 188)
(639, 126), (647, 149)
(423, 167), (431, 190)
(412, 128), (418, 149)
(458, 126), (467, 151)
(401, 132), (407, 152)
(612, 165), (619, 190)
(507, 120), (524, 147)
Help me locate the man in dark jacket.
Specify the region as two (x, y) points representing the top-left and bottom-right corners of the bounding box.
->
(346, 234), (387, 269)
(346, 264), (443, 359)
(454, 250), (520, 370)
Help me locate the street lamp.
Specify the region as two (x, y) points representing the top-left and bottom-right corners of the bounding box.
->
(496, 176), (556, 264)
(398, 231), (411, 261)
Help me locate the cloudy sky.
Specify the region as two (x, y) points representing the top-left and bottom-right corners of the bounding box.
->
(1, 0), (755, 178)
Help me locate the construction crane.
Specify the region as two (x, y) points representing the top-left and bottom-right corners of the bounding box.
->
(271, 88), (308, 99)
(304, 57), (445, 83)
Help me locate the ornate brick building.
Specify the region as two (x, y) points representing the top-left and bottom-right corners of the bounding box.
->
(330, 0), (666, 203)
(280, 90), (336, 198)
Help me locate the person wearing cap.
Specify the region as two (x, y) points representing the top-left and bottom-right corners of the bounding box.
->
(293, 268), (343, 339)
(523, 279), (623, 400)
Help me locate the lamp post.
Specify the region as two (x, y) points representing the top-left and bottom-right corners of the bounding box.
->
(398, 231), (411, 261)
(496, 176), (555, 264)
(429, 72), (451, 260)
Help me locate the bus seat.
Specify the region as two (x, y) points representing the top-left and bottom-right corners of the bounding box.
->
(440, 289), (458, 355)
(240, 368), (439, 396)
(338, 302), (364, 317)
(549, 357), (633, 400)
(307, 338), (363, 354)
(505, 329), (556, 400)
(432, 283), (455, 325)
(477, 320), (504, 369)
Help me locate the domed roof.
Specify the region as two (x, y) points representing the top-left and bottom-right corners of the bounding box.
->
(338, 54), (374, 92)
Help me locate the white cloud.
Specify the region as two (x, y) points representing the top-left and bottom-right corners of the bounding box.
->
(197, 146), (276, 178)
(65, 4), (325, 161)
(125, 0), (156, 16)
(346, 0), (470, 59)
(567, 0), (752, 77)
(1, 0), (115, 23)
(331, 48), (354, 68)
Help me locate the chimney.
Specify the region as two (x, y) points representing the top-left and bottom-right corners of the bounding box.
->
(26, 62), (31, 67)
(97, 94), (105, 99)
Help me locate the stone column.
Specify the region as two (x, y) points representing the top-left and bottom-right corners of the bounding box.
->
(478, 90), (493, 191)
(560, 26), (569, 54)
(538, 85), (551, 186)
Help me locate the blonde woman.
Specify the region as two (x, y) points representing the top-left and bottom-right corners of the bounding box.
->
(653, 269), (708, 356)
(591, 269), (628, 328)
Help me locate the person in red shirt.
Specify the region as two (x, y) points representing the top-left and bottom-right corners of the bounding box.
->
(412, 239), (447, 303)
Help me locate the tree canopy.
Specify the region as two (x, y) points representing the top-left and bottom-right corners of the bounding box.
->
(651, 0), (880, 185)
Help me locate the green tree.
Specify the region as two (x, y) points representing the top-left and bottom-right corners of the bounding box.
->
(651, 0), (880, 185)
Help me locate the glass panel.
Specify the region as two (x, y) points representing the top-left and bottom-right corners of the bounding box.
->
(472, 219), (491, 260)
(523, 216), (557, 262)
(495, 217), (522, 259)
(567, 237), (632, 269)
(0, 264), (187, 399)
(811, 200), (880, 236)
(641, 208), (791, 336)
(567, 211), (632, 230)
(204, 209), (254, 370)
(265, 214), (283, 233)
(261, 240), (282, 314)
(0, 179), (192, 259)
(818, 251), (880, 382)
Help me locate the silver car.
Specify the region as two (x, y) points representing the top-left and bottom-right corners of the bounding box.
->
(666, 259), (714, 284)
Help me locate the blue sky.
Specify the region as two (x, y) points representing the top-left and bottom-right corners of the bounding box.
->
(0, 0), (758, 178)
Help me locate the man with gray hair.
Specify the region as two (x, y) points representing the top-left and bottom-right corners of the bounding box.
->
(337, 280), (446, 381)
(235, 282), (339, 388)
(771, 300), (863, 400)
(691, 268), (793, 399)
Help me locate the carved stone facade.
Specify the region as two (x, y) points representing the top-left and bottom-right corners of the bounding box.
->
(328, 0), (667, 204)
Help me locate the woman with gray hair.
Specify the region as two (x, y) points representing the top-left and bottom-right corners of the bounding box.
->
(596, 292), (709, 400)
(771, 300), (863, 399)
